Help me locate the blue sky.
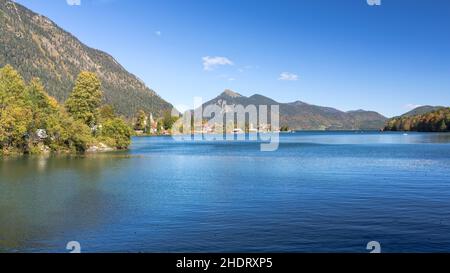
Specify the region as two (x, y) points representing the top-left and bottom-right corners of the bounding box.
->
(15, 0), (450, 117)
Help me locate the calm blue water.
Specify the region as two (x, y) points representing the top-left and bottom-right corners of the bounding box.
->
(1, 131), (450, 253)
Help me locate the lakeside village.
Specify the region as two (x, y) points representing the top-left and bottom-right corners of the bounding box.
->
(132, 110), (291, 136)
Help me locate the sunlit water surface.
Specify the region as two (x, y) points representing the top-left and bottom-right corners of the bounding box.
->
(1, 132), (450, 253)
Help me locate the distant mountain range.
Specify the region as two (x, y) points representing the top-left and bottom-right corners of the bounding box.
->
(0, 0), (173, 117)
(200, 90), (388, 130)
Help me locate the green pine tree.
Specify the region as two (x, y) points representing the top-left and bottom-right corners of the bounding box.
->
(134, 110), (147, 131)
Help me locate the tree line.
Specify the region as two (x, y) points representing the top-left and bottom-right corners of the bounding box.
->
(384, 108), (450, 132)
(132, 108), (179, 135)
(0, 64), (131, 155)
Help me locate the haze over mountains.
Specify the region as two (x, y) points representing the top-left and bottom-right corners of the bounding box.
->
(201, 90), (388, 130)
(0, 0), (173, 117)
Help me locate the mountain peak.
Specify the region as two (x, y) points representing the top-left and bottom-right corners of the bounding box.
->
(289, 100), (308, 106)
(221, 89), (242, 98)
(249, 94), (268, 99)
(347, 109), (368, 113)
(402, 105), (445, 117)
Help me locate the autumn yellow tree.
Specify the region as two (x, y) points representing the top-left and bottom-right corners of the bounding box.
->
(65, 71), (103, 128)
(0, 65), (132, 155)
(0, 65), (33, 153)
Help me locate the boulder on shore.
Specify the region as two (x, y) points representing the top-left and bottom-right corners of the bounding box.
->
(87, 143), (114, 153)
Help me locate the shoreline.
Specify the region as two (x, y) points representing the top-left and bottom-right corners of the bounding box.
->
(133, 129), (447, 137)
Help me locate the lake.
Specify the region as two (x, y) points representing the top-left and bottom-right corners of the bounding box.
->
(1, 131), (450, 253)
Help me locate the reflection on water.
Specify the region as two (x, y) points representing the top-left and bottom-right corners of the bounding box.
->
(1, 132), (450, 253)
(0, 155), (131, 251)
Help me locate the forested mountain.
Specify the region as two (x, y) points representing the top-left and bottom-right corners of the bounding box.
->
(384, 107), (450, 132)
(401, 106), (446, 117)
(200, 90), (387, 130)
(346, 110), (389, 130)
(0, 0), (173, 117)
